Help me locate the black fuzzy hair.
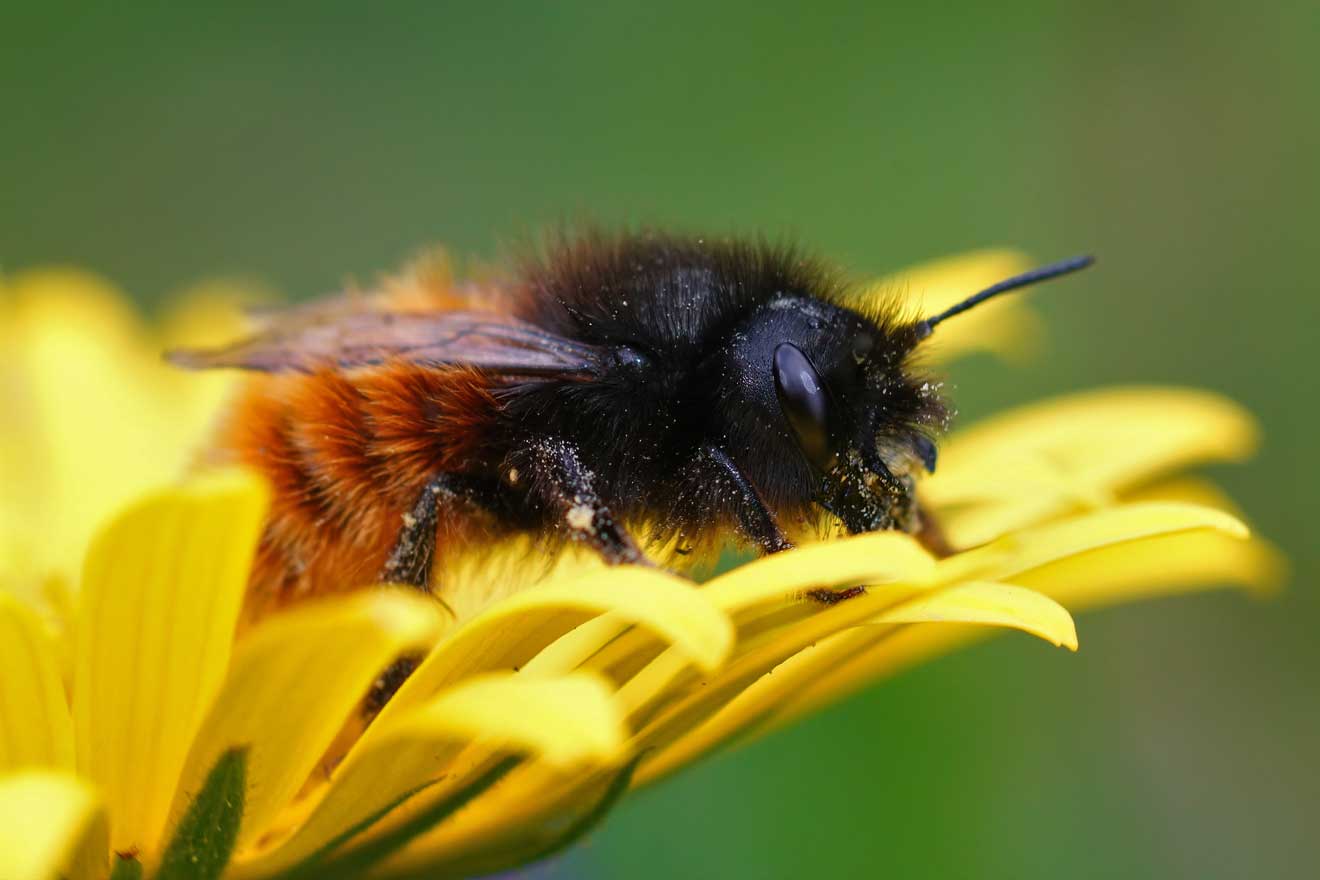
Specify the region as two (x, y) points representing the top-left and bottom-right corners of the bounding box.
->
(514, 229), (848, 352)
(491, 230), (946, 552)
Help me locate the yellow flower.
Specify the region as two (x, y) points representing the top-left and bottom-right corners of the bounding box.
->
(0, 257), (1282, 880)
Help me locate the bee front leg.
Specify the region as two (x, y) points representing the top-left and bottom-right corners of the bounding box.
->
(701, 445), (793, 554)
(517, 438), (647, 565)
(701, 447), (853, 603)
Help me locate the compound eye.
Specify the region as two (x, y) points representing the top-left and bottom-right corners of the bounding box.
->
(773, 342), (834, 471)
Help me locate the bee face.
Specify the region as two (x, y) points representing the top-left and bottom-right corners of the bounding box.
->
(713, 295), (945, 534)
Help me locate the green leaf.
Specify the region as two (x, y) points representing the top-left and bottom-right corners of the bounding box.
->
(156, 747), (247, 880)
(109, 854), (144, 880)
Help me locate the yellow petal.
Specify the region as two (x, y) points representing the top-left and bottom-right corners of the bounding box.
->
(939, 501), (1249, 585)
(703, 530), (936, 618)
(1015, 528), (1286, 605)
(874, 580), (1077, 649)
(370, 760), (629, 878)
(637, 501), (1247, 785)
(573, 531), (935, 721)
(237, 673), (626, 877)
(859, 249), (1042, 363)
(361, 566), (730, 751)
(770, 510), (1267, 732)
(325, 675), (638, 878)
(73, 470), (269, 858)
(271, 570), (714, 871)
(0, 772), (107, 880)
(638, 580), (1076, 786)
(925, 387), (1259, 547)
(169, 590), (444, 851)
(1119, 475), (1247, 519)
(939, 387), (1260, 480)
(622, 578), (936, 752)
(396, 673), (627, 766)
(0, 593), (73, 773)
(520, 614), (639, 676)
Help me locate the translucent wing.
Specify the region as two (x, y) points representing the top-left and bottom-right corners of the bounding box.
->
(167, 308), (604, 377)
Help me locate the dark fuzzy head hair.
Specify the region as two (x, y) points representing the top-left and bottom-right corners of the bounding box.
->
(513, 230), (849, 351)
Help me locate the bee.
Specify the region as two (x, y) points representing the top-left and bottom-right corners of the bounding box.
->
(172, 232), (1092, 625)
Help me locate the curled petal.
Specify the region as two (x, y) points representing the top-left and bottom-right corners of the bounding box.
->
(579, 531), (937, 694)
(623, 582), (937, 748)
(702, 530), (936, 619)
(772, 514), (1272, 735)
(369, 759), (638, 879)
(362, 567), (732, 749)
(874, 580), (1077, 650)
(637, 580), (1076, 786)
(237, 673), (627, 877)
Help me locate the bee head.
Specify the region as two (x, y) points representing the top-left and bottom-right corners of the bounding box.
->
(714, 254), (1094, 536)
(772, 332), (942, 535)
(714, 294), (943, 535)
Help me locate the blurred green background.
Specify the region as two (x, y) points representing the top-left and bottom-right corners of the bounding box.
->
(4, 2), (1316, 877)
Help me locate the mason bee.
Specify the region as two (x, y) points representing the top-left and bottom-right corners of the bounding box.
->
(172, 232), (1091, 623)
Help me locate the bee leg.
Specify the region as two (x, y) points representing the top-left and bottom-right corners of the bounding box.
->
(381, 472), (509, 590)
(520, 438), (647, 565)
(701, 445), (793, 554)
(366, 473), (485, 716)
(702, 448), (853, 602)
(913, 504), (955, 558)
(380, 478), (447, 590)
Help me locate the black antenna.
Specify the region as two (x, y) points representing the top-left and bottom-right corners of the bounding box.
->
(916, 254), (1095, 338)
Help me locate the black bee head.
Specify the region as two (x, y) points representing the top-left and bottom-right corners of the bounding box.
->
(710, 253), (1095, 537)
(715, 294), (946, 535)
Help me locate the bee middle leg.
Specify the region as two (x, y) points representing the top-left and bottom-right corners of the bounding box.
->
(701, 445), (792, 554)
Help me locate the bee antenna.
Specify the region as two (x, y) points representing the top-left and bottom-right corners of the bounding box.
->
(915, 254), (1095, 338)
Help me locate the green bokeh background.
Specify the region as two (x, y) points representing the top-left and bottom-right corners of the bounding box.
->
(5, 2), (1315, 877)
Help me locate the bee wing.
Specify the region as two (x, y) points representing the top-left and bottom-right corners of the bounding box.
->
(167, 309), (604, 377)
